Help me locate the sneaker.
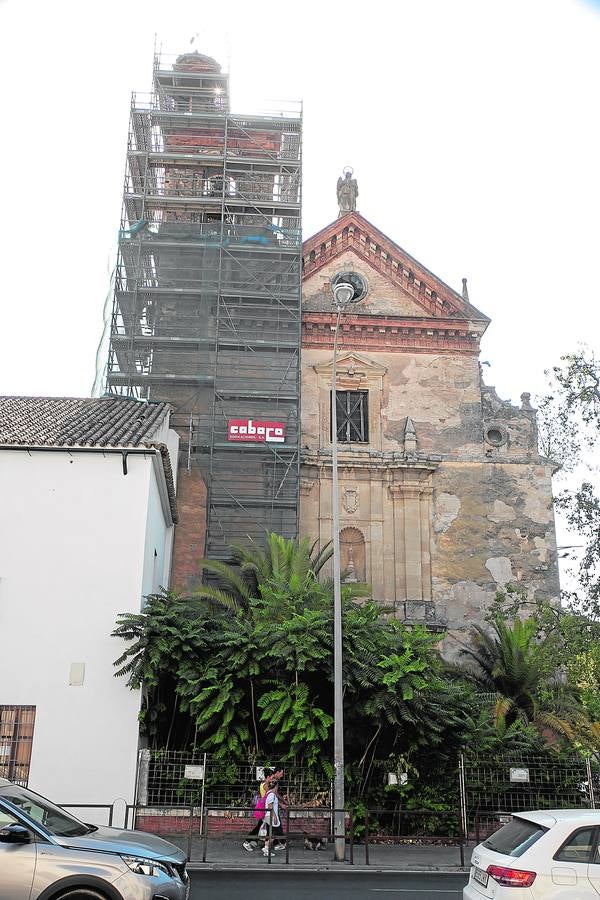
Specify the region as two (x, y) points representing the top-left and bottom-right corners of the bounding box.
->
(262, 847), (270, 856)
(273, 843), (286, 851)
(242, 841), (255, 852)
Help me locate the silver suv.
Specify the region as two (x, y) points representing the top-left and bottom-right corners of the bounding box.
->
(0, 778), (190, 900)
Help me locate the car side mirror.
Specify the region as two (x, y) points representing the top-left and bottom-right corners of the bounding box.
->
(0, 824), (30, 844)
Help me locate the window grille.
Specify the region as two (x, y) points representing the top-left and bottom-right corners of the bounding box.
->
(0, 706), (36, 786)
(331, 390), (369, 443)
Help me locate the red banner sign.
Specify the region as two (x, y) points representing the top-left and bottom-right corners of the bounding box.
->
(227, 419), (285, 443)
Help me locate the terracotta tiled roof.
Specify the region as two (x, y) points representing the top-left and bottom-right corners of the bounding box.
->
(0, 396), (178, 522)
(0, 395), (171, 447)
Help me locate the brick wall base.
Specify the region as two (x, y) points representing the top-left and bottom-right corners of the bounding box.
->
(136, 812), (331, 836)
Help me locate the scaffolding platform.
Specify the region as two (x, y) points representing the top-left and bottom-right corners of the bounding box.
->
(106, 49), (302, 559)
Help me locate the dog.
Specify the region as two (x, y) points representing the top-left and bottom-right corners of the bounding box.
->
(303, 836), (327, 851)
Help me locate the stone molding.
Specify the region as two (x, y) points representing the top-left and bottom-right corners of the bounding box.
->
(303, 311), (483, 354)
(301, 457), (437, 604)
(302, 211), (490, 326)
(314, 350), (386, 450)
(313, 349), (388, 379)
(301, 450), (440, 473)
(299, 478), (314, 496)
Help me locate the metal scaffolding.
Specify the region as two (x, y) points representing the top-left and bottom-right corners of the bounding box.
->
(106, 50), (302, 558)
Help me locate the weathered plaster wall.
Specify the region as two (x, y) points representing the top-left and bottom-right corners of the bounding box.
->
(300, 252), (559, 646)
(301, 346), (495, 457)
(431, 460), (559, 655)
(303, 249), (425, 317)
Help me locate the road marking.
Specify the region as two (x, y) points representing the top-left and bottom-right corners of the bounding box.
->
(370, 891), (462, 895)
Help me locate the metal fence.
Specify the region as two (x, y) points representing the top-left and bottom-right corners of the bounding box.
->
(51, 749), (600, 870)
(462, 753), (597, 839)
(137, 749), (331, 809)
(126, 749), (600, 853)
(61, 801), (467, 867)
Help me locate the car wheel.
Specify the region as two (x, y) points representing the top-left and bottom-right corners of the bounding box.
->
(56, 890), (109, 900)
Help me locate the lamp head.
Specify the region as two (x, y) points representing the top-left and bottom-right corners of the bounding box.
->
(332, 282), (355, 307)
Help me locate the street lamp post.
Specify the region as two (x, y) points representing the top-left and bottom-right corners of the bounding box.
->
(330, 281), (356, 862)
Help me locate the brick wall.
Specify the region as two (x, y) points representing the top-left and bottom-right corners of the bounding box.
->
(136, 811), (331, 836)
(171, 467), (207, 591)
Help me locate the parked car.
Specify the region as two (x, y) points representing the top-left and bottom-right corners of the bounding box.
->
(464, 808), (600, 899)
(0, 777), (189, 900)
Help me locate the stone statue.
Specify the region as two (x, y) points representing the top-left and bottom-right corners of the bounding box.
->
(337, 167), (358, 216)
(343, 545), (359, 584)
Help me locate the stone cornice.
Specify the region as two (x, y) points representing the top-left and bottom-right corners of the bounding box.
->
(302, 212), (490, 326)
(302, 311), (483, 354)
(301, 449), (439, 474)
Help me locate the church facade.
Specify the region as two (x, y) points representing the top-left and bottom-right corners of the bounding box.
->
(103, 49), (560, 646)
(299, 211), (559, 650)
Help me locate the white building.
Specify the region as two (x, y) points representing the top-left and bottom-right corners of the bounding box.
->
(0, 396), (179, 822)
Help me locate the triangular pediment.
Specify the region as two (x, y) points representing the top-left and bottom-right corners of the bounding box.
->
(313, 351), (387, 377)
(302, 212), (489, 326)
(304, 248), (429, 318)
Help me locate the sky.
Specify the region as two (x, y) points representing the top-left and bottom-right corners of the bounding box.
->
(0, 0), (598, 567)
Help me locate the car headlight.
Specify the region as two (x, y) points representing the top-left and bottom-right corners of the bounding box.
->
(121, 855), (172, 877)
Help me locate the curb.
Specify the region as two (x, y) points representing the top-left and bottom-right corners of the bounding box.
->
(187, 864), (470, 874)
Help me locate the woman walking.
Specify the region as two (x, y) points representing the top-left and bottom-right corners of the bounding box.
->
(242, 765), (284, 852)
(262, 780), (285, 857)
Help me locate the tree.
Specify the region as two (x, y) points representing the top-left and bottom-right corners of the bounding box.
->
(458, 617), (581, 743)
(112, 534), (473, 775)
(538, 348), (600, 618)
(112, 589), (220, 747)
(191, 533), (333, 613)
(113, 536), (600, 819)
(490, 585), (600, 735)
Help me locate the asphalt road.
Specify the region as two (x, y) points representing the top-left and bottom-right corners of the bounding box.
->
(189, 871), (469, 898)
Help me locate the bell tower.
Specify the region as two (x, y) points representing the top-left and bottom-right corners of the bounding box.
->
(106, 49), (303, 583)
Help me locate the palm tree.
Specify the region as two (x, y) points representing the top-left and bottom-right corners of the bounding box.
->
(191, 533), (333, 612)
(458, 617), (578, 744)
(181, 534), (336, 753)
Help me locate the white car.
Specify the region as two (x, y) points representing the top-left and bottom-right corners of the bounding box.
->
(464, 809), (600, 899)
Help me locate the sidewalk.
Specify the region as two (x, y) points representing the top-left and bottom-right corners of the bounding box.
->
(165, 834), (473, 872)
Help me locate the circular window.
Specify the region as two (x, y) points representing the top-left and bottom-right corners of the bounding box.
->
(484, 425), (508, 447)
(332, 270), (368, 302)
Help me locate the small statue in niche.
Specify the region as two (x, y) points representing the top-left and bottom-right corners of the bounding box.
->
(337, 167), (359, 216)
(343, 545), (359, 584)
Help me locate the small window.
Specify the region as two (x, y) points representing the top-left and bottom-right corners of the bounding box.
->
(332, 271), (368, 302)
(0, 706), (36, 787)
(331, 390), (369, 443)
(483, 817), (547, 858)
(555, 827), (596, 864)
(484, 424), (508, 447)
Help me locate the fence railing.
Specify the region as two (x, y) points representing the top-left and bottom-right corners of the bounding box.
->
(59, 803), (116, 827)
(61, 801), (467, 866)
(463, 753), (598, 823)
(198, 805), (351, 866)
(137, 750), (331, 809)
(59, 750), (599, 865)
